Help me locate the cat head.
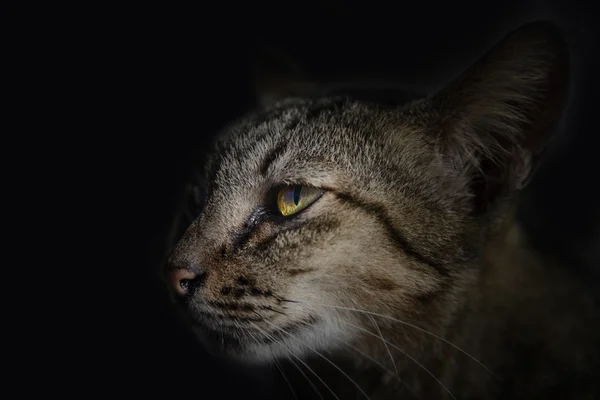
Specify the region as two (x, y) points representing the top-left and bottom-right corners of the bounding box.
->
(165, 21), (569, 363)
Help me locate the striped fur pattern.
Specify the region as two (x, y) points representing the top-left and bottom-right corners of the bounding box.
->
(165, 22), (599, 399)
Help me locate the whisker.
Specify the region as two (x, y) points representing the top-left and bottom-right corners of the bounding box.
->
(288, 356), (342, 399)
(342, 319), (456, 400)
(293, 311), (418, 398)
(266, 305), (287, 315)
(249, 321), (331, 400)
(262, 319), (372, 400)
(242, 322), (298, 400)
(369, 315), (404, 391)
(287, 354), (325, 400)
(273, 358), (298, 400)
(283, 299), (498, 380)
(338, 335), (418, 399)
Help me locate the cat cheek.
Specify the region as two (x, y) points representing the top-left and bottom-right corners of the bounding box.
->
(244, 223), (281, 248)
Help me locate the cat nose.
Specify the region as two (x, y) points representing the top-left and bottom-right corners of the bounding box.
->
(169, 267), (207, 296)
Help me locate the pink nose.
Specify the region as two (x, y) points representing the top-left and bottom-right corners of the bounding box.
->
(169, 268), (206, 296)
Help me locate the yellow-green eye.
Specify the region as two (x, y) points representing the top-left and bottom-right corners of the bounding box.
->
(277, 185), (324, 216)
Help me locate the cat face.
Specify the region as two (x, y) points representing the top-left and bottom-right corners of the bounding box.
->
(165, 21), (568, 363)
(167, 98), (468, 362)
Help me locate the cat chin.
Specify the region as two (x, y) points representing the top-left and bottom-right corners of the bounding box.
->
(192, 317), (352, 365)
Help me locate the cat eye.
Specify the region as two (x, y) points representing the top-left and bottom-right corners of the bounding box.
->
(277, 185), (324, 216)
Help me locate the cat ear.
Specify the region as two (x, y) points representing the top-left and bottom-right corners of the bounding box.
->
(248, 41), (318, 108)
(430, 21), (570, 213)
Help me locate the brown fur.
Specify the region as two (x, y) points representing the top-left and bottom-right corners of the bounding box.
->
(165, 21), (599, 399)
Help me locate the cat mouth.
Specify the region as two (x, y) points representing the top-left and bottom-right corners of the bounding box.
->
(170, 293), (321, 358)
(183, 302), (319, 354)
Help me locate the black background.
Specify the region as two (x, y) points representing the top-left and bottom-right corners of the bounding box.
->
(23, 0), (598, 398)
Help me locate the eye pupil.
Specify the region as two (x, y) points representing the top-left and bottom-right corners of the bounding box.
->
(293, 185), (301, 206)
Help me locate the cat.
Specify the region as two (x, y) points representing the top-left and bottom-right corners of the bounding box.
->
(163, 21), (600, 399)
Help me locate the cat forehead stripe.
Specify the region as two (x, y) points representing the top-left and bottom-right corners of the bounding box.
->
(259, 140), (288, 176)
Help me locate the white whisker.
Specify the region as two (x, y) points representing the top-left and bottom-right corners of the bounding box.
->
(287, 355), (325, 400)
(293, 316), (408, 387)
(338, 335), (418, 399)
(291, 308), (418, 398)
(369, 315), (406, 392)
(285, 299), (498, 380)
(243, 323), (299, 400)
(342, 319), (456, 400)
(273, 358), (298, 400)
(249, 321), (332, 400)
(263, 319), (372, 400)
